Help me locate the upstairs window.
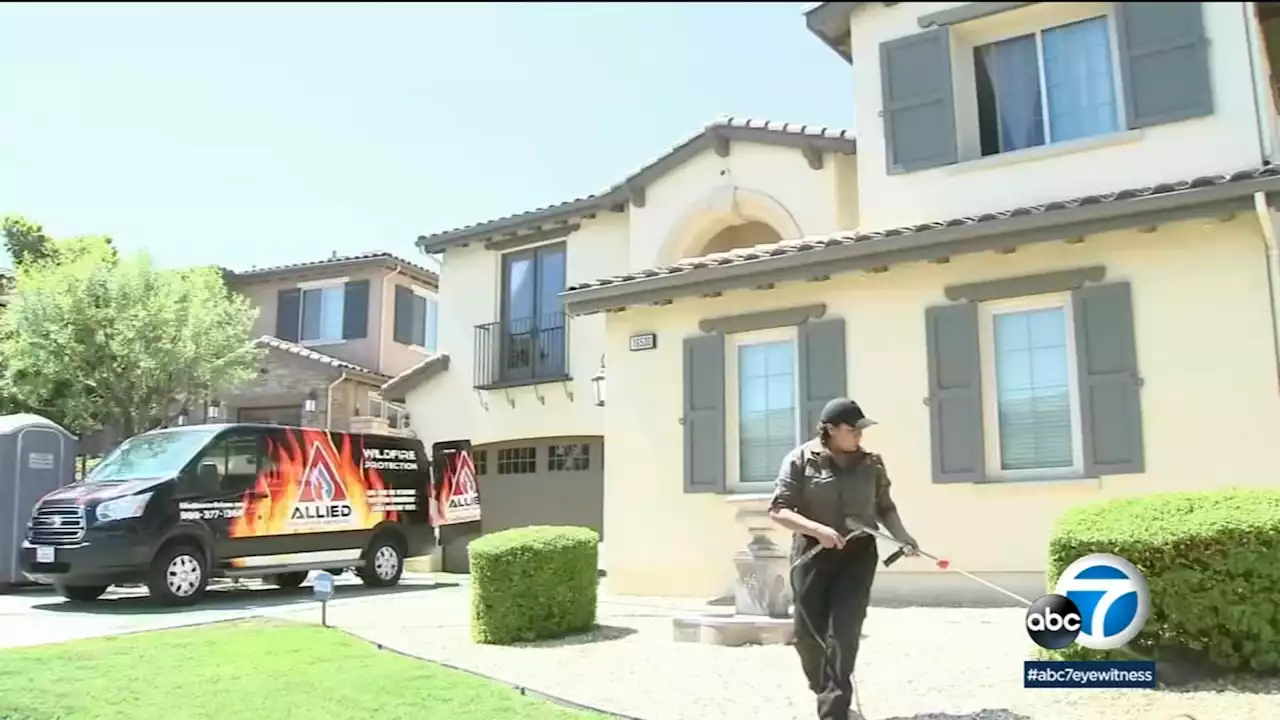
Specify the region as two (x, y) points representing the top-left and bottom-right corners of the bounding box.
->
(974, 16), (1118, 157)
(394, 286), (439, 353)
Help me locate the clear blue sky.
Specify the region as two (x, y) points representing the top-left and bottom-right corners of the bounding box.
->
(0, 2), (852, 272)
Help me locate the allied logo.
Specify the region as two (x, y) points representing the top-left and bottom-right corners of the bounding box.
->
(290, 441), (355, 527)
(1027, 553), (1151, 651)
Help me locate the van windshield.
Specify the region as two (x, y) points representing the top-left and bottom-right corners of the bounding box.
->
(84, 427), (222, 484)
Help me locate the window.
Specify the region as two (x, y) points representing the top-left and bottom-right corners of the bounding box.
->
(726, 327), (799, 490)
(394, 286), (438, 352)
(974, 15), (1118, 157)
(195, 430), (264, 494)
(300, 284), (345, 344)
(496, 446), (537, 475)
(501, 243), (567, 381)
(473, 450), (487, 476)
(978, 295), (1084, 479)
(548, 443), (590, 472)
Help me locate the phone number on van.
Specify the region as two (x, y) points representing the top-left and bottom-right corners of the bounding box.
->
(178, 501), (246, 521)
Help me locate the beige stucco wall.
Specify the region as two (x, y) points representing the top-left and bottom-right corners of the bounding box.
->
(846, 1), (1269, 232)
(600, 215), (1280, 598)
(405, 142), (858, 449)
(405, 213), (629, 448)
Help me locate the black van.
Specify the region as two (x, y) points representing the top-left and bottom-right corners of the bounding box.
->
(18, 423), (436, 606)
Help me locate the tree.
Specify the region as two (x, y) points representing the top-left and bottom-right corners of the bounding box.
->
(2, 215), (56, 269)
(0, 234), (264, 437)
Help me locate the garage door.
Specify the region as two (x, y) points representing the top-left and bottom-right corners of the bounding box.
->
(440, 436), (604, 573)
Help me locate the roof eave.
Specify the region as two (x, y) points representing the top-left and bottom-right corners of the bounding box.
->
(805, 2), (859, 64)
(230, 256), (437, 287)
(562, 178), (1280, 316)
(415, 125), (856, 254)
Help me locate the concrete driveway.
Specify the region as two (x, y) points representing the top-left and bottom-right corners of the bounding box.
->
(0, 572), (459, 649)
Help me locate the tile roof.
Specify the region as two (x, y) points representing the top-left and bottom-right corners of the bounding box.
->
(379, 353), (450, 401)
(229, 251), (437, 285)
(254, 335), (389, 380)
(416, 116), (856, 251)
(566, 164), (1280, 293)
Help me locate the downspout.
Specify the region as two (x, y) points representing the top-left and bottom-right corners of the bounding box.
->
(1253, 192), (1280, 395)
(326, 372), (349, 430)
(1245, 2), (1273, 165)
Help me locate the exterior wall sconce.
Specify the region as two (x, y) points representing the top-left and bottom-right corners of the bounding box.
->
(206, 399), (222, 421)
(591, 355), (607, 408)
(304, 389), (318, 414)
(176, 407), (189, 426)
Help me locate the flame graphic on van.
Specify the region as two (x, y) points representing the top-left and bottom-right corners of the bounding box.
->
(228, 429), (397, 539)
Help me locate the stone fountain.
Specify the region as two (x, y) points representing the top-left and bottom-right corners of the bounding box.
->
(671, 495), (796, 646)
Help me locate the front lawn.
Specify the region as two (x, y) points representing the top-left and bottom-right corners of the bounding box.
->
(0, 619), (607, 720)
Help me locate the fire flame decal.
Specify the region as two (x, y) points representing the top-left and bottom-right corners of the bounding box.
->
(228, 428), (398, 539)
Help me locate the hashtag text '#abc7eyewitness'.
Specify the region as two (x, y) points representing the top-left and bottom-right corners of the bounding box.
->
(1025, 553), (1152, 652)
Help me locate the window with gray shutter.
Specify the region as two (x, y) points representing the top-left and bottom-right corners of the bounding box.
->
(1073, 282), (1145, 476)
(683, 333), (726, 494)
(880, 27), (959, 173)
(1116, 2), (1212, 129)
(276, 288), (301, 343)
(797, 318), (848, 441)
(393, 285), (414, 345)
(342, 279), (370, 340)
(925, 303), (986, 483)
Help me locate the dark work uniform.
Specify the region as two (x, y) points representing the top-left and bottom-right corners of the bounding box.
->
(770, 438), (907, 720)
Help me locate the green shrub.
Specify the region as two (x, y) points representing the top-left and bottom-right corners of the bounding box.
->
(468, 525), (599, 645)
(1046, 488), (1280, 672)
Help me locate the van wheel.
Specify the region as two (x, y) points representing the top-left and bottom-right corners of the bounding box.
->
(358, 536), (404, 588)
(148, 544), (208, 606)
(57, 584), (108, 602)
(269, 572), (308, 590)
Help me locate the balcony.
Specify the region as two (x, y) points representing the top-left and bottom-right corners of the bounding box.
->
(473, 312), (570, 390)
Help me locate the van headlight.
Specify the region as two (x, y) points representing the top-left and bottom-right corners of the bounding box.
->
(96, 493), (153, 523)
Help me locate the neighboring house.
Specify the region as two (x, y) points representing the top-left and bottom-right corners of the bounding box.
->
(183, 252), (440, 435)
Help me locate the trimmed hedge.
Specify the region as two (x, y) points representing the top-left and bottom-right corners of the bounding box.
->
(1047, 488), (1280, 672)
(468, 525), (599, 645)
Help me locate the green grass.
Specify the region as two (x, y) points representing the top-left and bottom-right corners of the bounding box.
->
(0, 619), (609, 720)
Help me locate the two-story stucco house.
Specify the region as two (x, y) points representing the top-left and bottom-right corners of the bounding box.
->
(182, 252), (440, 435)
(396, 2), (1280, 599)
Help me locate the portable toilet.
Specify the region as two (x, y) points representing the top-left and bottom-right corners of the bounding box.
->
(0, 413), (78, 590)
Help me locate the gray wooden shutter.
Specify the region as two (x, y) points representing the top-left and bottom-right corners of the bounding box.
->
(393, 285), (414, 345)
(275, 288), (301, 342)
(925, 303), (985, 483)
(683, 333), (725, 494)
(880, 27), (959, 174)
(1116, 2), (1212, 129)
(411, 294), (427, 346)
(342, 279), (370, 340)
(797, 318), (847, 442)
(1073, 282), (1145, 476)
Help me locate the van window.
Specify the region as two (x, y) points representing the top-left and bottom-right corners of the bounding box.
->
(86, 427), (222, 484)
(195, 429), (264, 495)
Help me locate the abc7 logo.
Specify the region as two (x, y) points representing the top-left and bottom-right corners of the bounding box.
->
(1025, 594), (1083, 650)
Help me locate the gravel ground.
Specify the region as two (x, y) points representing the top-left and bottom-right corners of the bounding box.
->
(269, 579), (1278, 720)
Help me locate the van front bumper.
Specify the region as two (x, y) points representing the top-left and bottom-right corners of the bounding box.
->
(20, 532), (152, 587)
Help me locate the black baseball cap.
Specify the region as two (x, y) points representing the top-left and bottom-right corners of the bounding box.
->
(819, 398), (877, 430)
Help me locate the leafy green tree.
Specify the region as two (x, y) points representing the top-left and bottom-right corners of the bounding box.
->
(2, 215), (56, 269)
(0, 235), (263, 437)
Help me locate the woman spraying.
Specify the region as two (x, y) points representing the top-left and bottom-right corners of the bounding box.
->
(769, 398), (919, 720)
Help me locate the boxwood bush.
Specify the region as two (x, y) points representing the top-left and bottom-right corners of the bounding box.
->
(1046, 488), (1280, 672)
(468, 525), (599, 645)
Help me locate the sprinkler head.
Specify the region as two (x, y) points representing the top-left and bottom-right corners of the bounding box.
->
(936, 559), (950, 570)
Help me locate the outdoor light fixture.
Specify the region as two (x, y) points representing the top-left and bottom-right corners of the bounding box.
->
(590, 355), (607, 408)
(304, 390), (318, 414)
(206, 399), (221, 421)
(176, 407), (189, 426)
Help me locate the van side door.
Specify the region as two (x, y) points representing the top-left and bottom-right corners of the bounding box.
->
(185, 427), (269, 566)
